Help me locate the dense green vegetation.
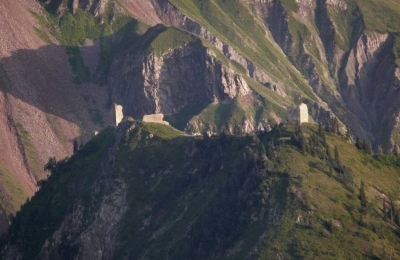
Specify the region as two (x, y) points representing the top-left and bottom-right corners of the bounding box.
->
(0, 63), (11, 91)
(148, 27), (198, 57)
(88, 108), (104, 126)
(33, 27), (51, 44)
(1, 121), (400, 259)
(1, 127), (116, 259)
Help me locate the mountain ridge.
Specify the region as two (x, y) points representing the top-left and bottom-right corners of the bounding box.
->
(1, 120), (400, 259)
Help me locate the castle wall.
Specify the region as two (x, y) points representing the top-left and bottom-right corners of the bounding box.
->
(142, 114), (170, 125)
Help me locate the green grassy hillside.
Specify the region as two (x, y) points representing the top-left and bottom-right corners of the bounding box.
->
(170, 0), (316, 100)
(1, 121), (399, 259)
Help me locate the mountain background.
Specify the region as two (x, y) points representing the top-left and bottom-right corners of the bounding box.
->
(1, 0), (400, 257)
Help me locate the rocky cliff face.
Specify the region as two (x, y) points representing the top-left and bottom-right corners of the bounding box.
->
(340, 32), (400, 144)
(245, 0), (340, 114)
(246, 0), (293, 56)
(38, 126), (126, 260)
(73, 0), (400, 147)
(315, 0), (337, 66)
(233, 0), (400, 148)
(119, 0), (287, 97)
(111, 41), (251, 118)
(108, 31), (278, 135)
(0, 208), (8, 234)
(53, 0), (109, 16)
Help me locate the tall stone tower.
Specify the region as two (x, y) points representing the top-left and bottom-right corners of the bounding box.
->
(114, 104), (123, 126)
(287, 103), (309, 123)
(298, 103), (309, 123)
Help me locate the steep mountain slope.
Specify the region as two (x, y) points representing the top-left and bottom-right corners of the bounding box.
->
(0, 0), (116, 227)
(1, 121), (400, 259)
(116, 0), (400, 149)
(0, 1), (90, 219)
(2, 0), (400, 239)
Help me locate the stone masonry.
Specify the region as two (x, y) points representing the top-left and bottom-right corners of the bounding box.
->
(287, 103), (309, 123)
(142, 114), (170, 125)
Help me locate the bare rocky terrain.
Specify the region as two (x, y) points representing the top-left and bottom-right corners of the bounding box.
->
(0, 0), (112, 219)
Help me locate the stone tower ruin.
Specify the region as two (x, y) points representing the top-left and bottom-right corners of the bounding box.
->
(114, 104), (123, 126)
(287, 103), (309, 123)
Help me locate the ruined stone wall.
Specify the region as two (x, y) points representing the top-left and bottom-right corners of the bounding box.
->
(142, 114), (170, 125)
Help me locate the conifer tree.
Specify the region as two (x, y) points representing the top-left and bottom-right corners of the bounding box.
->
(333, 117), (339, 134)
(73, 139), (79, 153)
(260, 144), (266, 156)
(326, 144), (331, 159)
(359, 180), (367, 212)
(318, 123), (325, 139)
(383, 200), (388, 221)
(334, 145), (341, 167)
(355, 136), (361, 150)
(365, 141), (372, 154)
(392, 204), (400, 226)
(44, 157), (57, 172)
(325, 119), (332, 132)
(362, 139), (367, 152)
(267, 140), (276, 159)
(328, 165), (333, 177)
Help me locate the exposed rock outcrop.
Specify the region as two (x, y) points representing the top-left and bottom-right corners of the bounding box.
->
(110, 41), (251, 119)
(0, 207), (8, 235)
(326, 0), (347, 11)
(52, 0), (109, 16)
(247, 0), (293, 55)
(244, 0), (330, 98)
(37, 178), (128, 259)
(36, 123), (128, 260)
(119, 0), (286, 97)
(315, 0), (337, 65)
(340, 32), (399, 146)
